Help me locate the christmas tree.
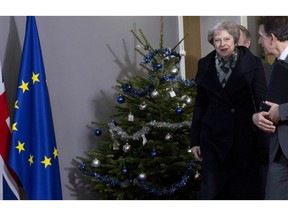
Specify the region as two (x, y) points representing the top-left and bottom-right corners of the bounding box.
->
(78, 17), (201, 200)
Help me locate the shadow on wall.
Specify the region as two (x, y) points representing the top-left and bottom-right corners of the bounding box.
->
(65, 159), (100, 200)
(3, 16), (22, 120)
(66, 32), (145, 199)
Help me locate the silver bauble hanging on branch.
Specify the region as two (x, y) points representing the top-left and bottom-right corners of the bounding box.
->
(122, 143), (131, 153)
(139, 102), (147, 110)
(151, 89), (159, 99)
(138, 172), (147, 180)
(91, 158), (101, 168)
(185, 96), (193, 105)
(165, 133), (172, 140)
(170, 67), (179, 76)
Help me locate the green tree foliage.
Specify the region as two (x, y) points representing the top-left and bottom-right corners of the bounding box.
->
(78, 17), (201, 199)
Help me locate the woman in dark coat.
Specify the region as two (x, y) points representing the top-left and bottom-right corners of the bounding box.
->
(191, 20), (267, 199)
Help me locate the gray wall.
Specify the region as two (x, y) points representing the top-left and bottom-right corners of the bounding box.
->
(0, 16), (180, 199)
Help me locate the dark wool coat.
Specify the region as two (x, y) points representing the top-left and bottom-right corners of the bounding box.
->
(190, 46), (267, 199)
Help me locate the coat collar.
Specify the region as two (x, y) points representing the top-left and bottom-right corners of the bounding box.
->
(196, 46), (259, 100)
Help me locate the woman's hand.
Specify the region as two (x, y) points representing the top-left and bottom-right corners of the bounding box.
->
(191, 146), (203, 161)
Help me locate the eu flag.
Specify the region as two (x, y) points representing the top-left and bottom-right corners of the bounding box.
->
(8, 16), (62, 200)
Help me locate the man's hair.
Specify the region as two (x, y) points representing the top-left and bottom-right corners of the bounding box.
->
(237, 24), (252, 42)
(259, 16), (288, 42)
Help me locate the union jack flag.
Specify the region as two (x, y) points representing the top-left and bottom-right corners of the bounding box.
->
(0, 63), (20, 200)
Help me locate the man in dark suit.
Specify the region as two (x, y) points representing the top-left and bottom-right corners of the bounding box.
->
(252, 16), (288, 200)
(237, 24), (272, 85)
(237, 24), (271, 200)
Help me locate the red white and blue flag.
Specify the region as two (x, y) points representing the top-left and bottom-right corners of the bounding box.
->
(0, 63), (20, 200)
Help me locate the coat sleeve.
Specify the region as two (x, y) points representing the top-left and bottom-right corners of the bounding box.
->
(279, 103), (288, 122)
(190, 59), (208, 147)
(252, 56), (268, 111)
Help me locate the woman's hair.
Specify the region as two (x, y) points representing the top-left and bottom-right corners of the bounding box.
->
(207, 20), (240, 45)
(259, 16), (288, 42)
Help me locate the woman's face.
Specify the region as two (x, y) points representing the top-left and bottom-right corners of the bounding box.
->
(213, 29), (235, 60)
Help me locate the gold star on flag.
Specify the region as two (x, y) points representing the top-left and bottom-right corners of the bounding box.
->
(16, 141), (25, 153)
(28, 154), (34, 166)
(53, 147), (58, 159)
(32, 72), (40, 84)
(12, 122), (18, 131)
(41, 156), (52, 168)
(19, 80), (29, 93)
(14, 100), (19, 109)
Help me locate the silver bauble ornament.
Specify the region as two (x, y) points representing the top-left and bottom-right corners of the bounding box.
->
(181, 103), (187, 108)
(165, 133), (172, 140)
(180, 50), (186, 56)
(185, 96), (193, 105)
(171, 67), (179, 75)
(122, 143), (131, 153)
(151, 90), (159, 99)
(187, 147), (192, 153)
(138, 172), (147, 180)
(113, 140), (121, 150)
(91, 158), (101, 167)
(139, 102), (147, 110)
(194, 171), (201, 180)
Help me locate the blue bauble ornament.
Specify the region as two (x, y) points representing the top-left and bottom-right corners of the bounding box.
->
(123, 83), (132, 91)
(117, 95), (125, 104)
(151, 150), (157, 157)
(94, 128), (102, 136)
(175, 107), (183, 114)
(121, 167), (128, 174)
(155, 63), (162, 69)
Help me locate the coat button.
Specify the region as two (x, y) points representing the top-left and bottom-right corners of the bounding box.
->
(230, 108), (235, 113)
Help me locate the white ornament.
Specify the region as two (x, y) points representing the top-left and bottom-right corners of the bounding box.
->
(180, 50), (186, 56)
(171, 67), (179, 75)
(187, 147), (192, 153)
(128, 113), (134, 122)
(165, 133), (172, 140)
(151, 90), (159, 99)
(91, 158), (101, 168)
(122, 143), (131, 153)
(185, 96), (193, 105)
(138, 172), (147, 180)
(139, 102), (147, 110)
(113, 140), (121, 150)
(142, 134), (147, 146)
(169, 89), (176, 98)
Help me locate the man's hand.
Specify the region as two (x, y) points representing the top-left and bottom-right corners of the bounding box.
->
(265, 101), (281, 124)
(252, 111), (276, 133)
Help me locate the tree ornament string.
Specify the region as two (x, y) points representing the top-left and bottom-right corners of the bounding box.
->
(79, 160), (200, 197)
(107, 120), (191, 141)
(121, 75), (196, 98)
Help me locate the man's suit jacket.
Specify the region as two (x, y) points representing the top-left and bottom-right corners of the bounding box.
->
(268, 57), (288, 161)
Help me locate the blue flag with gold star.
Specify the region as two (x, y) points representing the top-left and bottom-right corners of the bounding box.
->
(8, 16), (62, 200)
